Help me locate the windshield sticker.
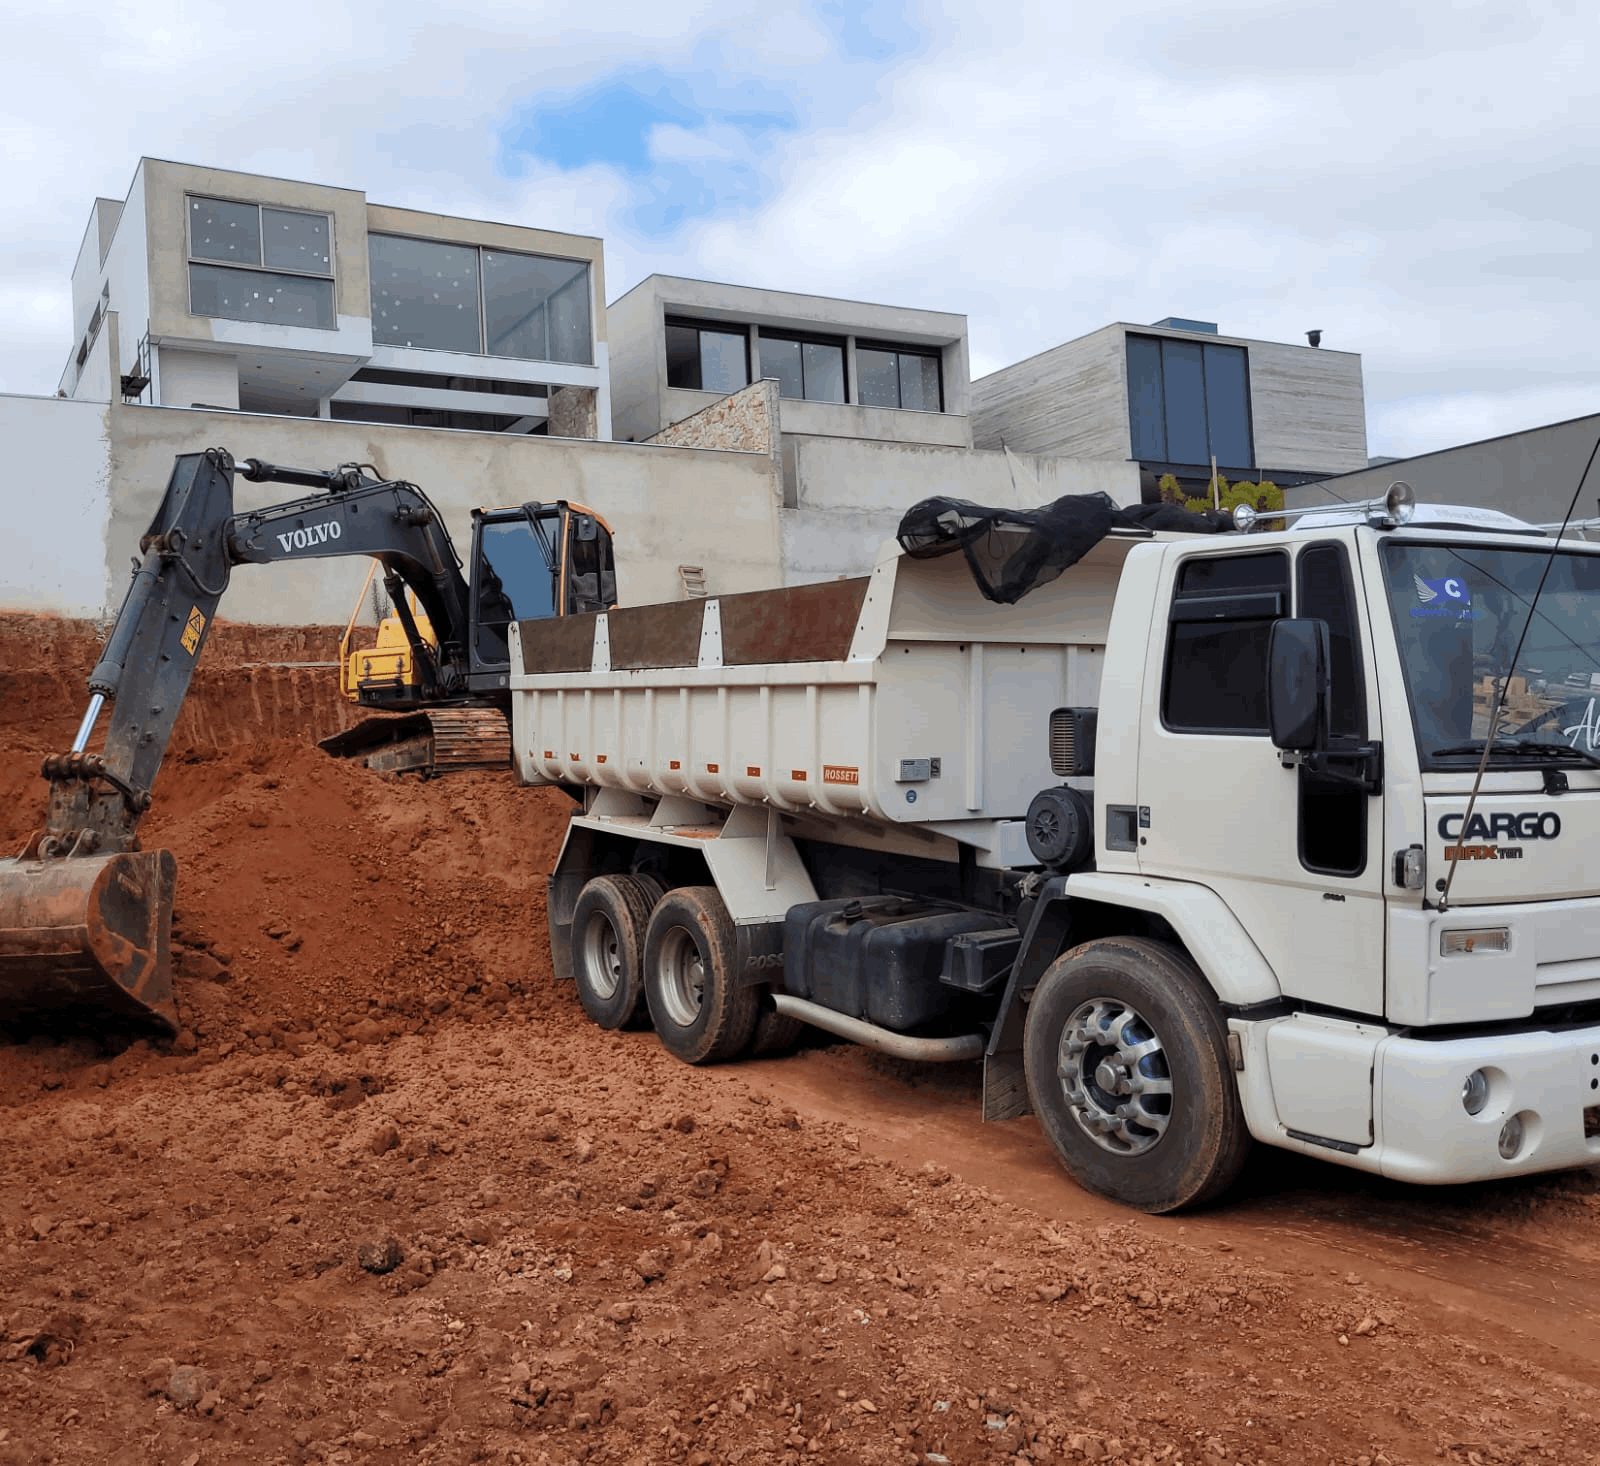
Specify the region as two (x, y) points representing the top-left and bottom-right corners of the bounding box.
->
(1412, 574), (1475, 619)
(1562, 697), (1600, 751)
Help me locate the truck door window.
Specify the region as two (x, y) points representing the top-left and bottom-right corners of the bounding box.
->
(1162, 551), (1289, 733)
(475, 519), (556, 662)
(1296, 543), (1367, 877)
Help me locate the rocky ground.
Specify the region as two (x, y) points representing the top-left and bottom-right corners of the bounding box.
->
(4, 614), (1600, 1466)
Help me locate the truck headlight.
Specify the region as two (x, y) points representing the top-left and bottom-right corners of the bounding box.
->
(1498, 1113), (1526, 1159)
(1462, 1069), (1490, 1116)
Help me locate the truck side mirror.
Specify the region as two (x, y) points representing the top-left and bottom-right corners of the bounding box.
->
(1267, 618), (1330, 752)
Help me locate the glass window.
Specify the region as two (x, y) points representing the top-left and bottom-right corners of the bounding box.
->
(188, 263), (334, 330)
(262, 208), (330, 273)
(759, 334), (845, 402)
(857, 348), (900, 408)
(663, 320), (748, 392)
(369, 235), (482, 354)
(187, 196), (334, 330)
(1161, 340), (1208, 465)
(189, 197), (261, 265)
(899, 352), (940, 412)
(1381, 542), (1600, 767)
(759, 336), (804, 399)
(1126, 335), (1165, 460)
(475, 519), (556, 662)
(804, 341), (846, 403)
(1162, 552), (1289, 733)
(665, 324), (701, 388)
(483, 251), (591, 364)
(1125, 335), (1254, 469)
(1298, 543), (1365, 739)
(699, 330), (749, 394)
(857, 345), (941, 411)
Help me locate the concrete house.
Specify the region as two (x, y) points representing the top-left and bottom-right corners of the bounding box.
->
(971, 318), (1368, 493)
(59, 159), (610, 439)
(607, 274), (971, 449)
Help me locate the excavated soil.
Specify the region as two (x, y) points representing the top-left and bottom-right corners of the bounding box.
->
(5, 613), (1600, 1466)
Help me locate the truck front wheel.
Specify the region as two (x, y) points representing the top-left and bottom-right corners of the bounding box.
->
(1023, 936), (1250, 1213)
(643, 886), (760, 1064)
(572, 875), (657, 1029)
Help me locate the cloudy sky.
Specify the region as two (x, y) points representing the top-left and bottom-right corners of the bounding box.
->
(3, 0), (1595, 460)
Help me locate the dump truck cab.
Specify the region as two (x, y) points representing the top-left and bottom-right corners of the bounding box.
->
(1079, 498), (1600, 1186)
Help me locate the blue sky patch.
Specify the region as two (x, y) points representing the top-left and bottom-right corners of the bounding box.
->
(815, 0), (924, 63)
(502, 67), (800, 236)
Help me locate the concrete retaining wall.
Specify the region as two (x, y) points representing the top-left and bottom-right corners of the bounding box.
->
(779, 436), (1141, 584)
(0, 394), (113, 617)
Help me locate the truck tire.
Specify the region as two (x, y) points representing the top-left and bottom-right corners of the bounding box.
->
(748, 991), (805, 1056)
(643, 886), (760, 1064)
(1023, 936), (1250, 1214)
(571, 875), (656, 1030)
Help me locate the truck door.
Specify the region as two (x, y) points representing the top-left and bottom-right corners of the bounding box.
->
(1135, 539), (1386, 1014)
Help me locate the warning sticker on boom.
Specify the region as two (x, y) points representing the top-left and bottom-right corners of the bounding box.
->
(822, 765), (860, 785)
(180, 606), (206, 655)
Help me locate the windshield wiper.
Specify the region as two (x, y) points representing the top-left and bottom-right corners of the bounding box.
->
(1431, 738), (1600, 767)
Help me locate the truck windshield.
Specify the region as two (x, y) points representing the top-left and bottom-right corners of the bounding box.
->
(1381, 540), (1600, 768)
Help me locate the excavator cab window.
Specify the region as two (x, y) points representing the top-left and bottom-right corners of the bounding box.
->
(565, 514), (617, 615)
(473, 517), (557, 665)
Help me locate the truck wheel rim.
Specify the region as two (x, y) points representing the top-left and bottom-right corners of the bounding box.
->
(579, 910), (623, 1001)
(1057, 997), (1173, 1155)
(656, 925), (706, 1027)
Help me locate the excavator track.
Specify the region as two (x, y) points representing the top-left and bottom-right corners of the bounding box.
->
(318, 706), (511, 777)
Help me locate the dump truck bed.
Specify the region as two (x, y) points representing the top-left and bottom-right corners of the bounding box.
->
(508, 535), (1150, 838)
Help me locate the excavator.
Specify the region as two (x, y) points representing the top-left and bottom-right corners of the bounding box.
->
(0, 448), (616, 1034)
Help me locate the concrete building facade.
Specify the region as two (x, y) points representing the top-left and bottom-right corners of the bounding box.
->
(970, 318), (1368, 493)
(59, 159), (610, 440)
(607, 274), (970, 449)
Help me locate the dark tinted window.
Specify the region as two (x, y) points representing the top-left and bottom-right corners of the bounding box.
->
(1163, 552), (1288, 733)
(475, 519), (555, 662)
(1126, 336), (1165, 460)
(664, 320), (748, 393)
(1162, 340), (1208, 464)
(1297, 543), (1364, 738)
(1125, 335), (1254, 469)
(1203, 344), (1252, 468)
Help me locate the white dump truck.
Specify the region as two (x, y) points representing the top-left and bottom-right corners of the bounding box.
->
(509, 487), (1600, 1212)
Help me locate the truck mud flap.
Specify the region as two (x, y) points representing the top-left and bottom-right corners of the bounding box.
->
(0, 848), (179, 1033)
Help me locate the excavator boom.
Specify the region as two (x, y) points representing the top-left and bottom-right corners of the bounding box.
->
(0, 448), (585, 1034)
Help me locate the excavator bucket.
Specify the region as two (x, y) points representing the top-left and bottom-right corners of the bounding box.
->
(0, 848), (179, 1033)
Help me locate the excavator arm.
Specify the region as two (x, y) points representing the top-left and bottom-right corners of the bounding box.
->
(0, 448), (480, 1033)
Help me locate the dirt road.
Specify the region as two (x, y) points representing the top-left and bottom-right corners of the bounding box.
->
(3, 615), (1599, 1466)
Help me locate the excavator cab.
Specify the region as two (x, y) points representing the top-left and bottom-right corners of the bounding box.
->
(339, 501), (616, 705)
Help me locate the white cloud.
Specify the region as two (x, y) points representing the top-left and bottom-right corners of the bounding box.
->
(3, 0), (1599, 473)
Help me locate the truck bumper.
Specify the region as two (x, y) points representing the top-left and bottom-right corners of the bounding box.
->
(1374, 1025), (1600, 1184)
(1235, 1014), (1600, 1184)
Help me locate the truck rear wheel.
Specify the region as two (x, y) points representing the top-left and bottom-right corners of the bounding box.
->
(572, 875), (656, 1029)
(644, 886), (760, 1064)
(1023, 936), (1250, 1213)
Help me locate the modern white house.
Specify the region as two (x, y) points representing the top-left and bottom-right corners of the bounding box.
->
(59, 159), (611, 439)
(607, 274), (971, 449)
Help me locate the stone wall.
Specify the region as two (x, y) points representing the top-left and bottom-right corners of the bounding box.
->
(647, 378), (779, 456)
(548, 385), (599, 440)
